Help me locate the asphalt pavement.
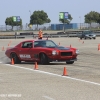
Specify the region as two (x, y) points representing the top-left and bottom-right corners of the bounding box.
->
(0, 37), (100, 100)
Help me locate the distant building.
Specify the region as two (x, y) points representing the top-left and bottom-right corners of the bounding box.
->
(51, 23), (78, 30)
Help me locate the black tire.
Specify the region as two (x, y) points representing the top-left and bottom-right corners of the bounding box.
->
(80, 38), (82, 40)
(10, 53), (21, 64)
(66, 61), (74, 64)
(93, 37), (96, 39)
(84, 37), (86, 39)
(40, 53), (49, 65)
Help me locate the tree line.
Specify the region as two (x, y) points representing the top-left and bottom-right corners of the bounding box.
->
(5, 10), (100, 30)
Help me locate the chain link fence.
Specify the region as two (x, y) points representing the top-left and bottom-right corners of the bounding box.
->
(0, 23), (100, 31)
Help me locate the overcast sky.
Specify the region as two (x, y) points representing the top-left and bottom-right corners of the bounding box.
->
(0, 0), (100, 25)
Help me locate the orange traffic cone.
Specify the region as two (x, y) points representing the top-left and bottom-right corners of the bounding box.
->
(59, 42), (60, 46)
(11, 58), (14, 65)
(2, 46), (5, 51)
(70, 44), (71, 48)
(98, 44), (100, 51)
(34, 62), (38, 70)
(9, 40), (12, 43)
(63, 67), (68, 76)
(46, 36), (48, 40)
(8, 44), (10, 46)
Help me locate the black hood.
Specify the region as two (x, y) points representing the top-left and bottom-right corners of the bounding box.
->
(56, 46), (70, 50)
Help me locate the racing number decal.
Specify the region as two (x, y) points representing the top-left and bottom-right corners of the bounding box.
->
(19, 54), (31, 58)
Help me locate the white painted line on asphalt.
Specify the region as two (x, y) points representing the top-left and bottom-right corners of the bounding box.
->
(0, 61), (100, 86)
(42, 96), (55, 100)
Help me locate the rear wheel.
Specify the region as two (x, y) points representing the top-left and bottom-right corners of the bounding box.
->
(66, 61), (74, 64)
(40, 53), (49, 65)
(10, 53), (21, 64)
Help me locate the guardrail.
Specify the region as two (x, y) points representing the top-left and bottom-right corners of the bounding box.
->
(0, 36), (25, 39)
(0, 32), (100, 39)
(33, 33), (100, 38)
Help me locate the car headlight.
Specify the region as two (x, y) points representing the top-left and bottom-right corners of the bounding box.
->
(93, 34), (96, 37)
(76, 49), (79, 54)
(52, 50), (57, 55)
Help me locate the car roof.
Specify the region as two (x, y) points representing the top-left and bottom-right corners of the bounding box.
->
(21, 39), (50, 43)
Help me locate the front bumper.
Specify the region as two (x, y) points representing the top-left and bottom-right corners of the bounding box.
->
(66, 58), (77, 62)
(48, 56), (77, 62)
(85, 36), (96, 38)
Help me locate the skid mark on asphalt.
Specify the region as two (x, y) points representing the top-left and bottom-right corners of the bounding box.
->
(0, 61), (100, 86)
(42, 96), (55, 100)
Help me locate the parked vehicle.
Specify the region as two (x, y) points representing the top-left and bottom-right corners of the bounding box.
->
(79, 30), (96, 39)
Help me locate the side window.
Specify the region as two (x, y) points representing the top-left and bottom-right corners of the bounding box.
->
(34, 41), (46, 47)
(34, 41), (56, 47)
(46, 41), (55, 47)
(34, 41), (41, 47)
(22, 42), (33, 48)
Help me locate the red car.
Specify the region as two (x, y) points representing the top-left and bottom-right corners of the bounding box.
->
(5, 39), (79, 65)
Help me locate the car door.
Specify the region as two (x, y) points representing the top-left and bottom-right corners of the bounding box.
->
(32, 41), (42, 60)
(18, 41), (34, 61)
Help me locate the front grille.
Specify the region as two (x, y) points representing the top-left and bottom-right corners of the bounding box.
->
(61, 52), (72, 56)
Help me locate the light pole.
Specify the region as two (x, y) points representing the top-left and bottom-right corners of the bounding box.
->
(79, 16), (81, 29)
(29, 10), (31, 23)
(29, 10), (32, 30)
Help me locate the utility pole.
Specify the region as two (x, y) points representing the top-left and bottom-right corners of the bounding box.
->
(79, 16), (81, 29)
(29, 10), (31, 23)
(63, 18), (65, 33)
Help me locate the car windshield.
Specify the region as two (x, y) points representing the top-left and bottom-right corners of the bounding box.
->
(34, 40), (57, 48)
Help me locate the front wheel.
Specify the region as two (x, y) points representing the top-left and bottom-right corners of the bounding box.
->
(40, 53), (49, 65)
(80, 38), (82, 40)
(66, 61), (74, 64)
(84, 37), (86, 39)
